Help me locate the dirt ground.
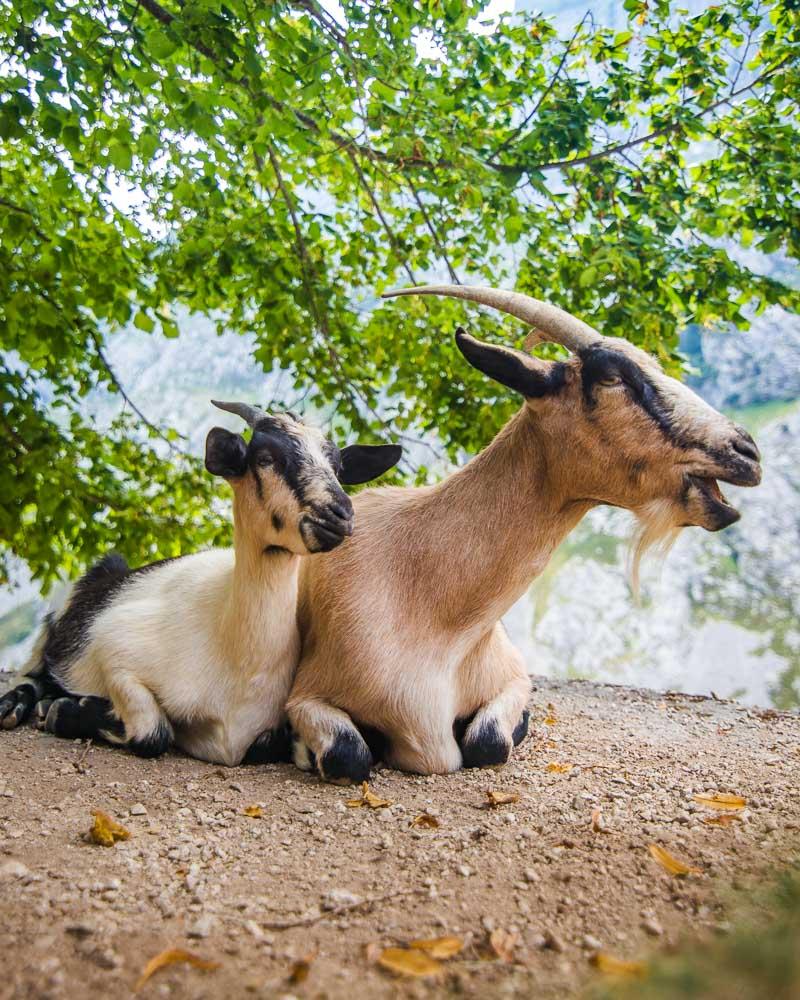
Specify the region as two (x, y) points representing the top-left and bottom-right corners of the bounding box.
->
(1, 678), (798, 1000)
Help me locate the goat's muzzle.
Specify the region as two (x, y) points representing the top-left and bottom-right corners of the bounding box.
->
(685, 428), (762, 531)
(300, 501), (355, 553)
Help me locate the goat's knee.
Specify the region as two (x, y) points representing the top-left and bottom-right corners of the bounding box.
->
(288, 698), (372, 784)
(105, 674), (172, 757)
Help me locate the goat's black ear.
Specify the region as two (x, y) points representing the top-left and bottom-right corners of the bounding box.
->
(338, 444), (402, 485)
(205, 427), (248, 479)
(455, 328), (564, 398)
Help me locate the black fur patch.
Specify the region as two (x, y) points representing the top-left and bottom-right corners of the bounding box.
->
(512, 709), (530, 747)
(242, 724), (293, 764)
(127, 719), (171, 758)
(271, 512), (284, 532)
(460, 719), (511, 768)
(319, 728), (373, 783)
(42, 695), (124, 742)
(36, 554), (182, 691)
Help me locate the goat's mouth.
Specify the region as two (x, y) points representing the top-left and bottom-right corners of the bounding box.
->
(686, 474), (743, 530)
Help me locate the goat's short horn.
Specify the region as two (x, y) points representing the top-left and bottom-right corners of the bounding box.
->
(210, 400), (269, 427)
(381, 284), (601, 354)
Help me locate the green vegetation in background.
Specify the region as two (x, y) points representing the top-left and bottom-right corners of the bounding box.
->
(0, 599), (39, 649)
(589, 861), (800, 1000)
(2, 0), (799, 587)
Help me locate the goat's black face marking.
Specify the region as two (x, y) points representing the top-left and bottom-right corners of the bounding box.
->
(579, 347), (691, 448)
(271, 512), (283, 533)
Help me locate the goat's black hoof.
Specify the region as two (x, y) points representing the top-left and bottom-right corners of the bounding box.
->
(128, 720), (171, 758)
(461, 719), (511, 769)
(0, 678), (45, 730)
(318, 728), (372, 784)
(243, 724), (293, 764)
(512, 709), (530, 747)
(43, 697), (87, 738)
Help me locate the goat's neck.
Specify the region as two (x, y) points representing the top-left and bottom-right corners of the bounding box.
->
(424, 407), (592, 627)
(223, 513), (300, 671)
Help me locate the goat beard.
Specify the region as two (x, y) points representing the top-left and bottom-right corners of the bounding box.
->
(628, 499), (683, 602)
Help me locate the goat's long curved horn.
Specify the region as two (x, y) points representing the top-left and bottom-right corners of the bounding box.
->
(381, 284), (601, 353)
(210, 400), (268, 427)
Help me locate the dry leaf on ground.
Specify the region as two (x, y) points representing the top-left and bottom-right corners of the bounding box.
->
(243, 805), (263, 818)
(590, 952), (647, 978)
(346, 782), (392, 809)
(287, 953), (315, 985)
(489, 928), (520, 963)
(648, 843), (701, 877)
(692, 792), (747, 811)
(485, 790), (520, 808)
(135, 948), (220, 990)
(89, 810), (130, 847)
(547, 762), (573, 774)
(409, 936), (464, 959)
(411, 813), (440, 829)
(702, 814), (742, 827)
(377, 947), (442, 978)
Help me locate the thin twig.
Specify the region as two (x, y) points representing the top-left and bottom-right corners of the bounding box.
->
(90, 333), (189, 452)
(408, 181), (459, 283)
(493, 11), (591, 160)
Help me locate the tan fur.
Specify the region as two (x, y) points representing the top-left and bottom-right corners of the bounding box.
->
(288, 338), (760, 778)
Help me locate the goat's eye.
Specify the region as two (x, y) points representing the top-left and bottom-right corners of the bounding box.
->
(598, 375), (622, 387)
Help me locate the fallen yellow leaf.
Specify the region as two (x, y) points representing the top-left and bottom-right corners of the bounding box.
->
(591, 952), (647, 978)
(485, 790), (520, 808)
(544, 714), (557, 726)
(702, 814), (742, 827)
(648, 843), (701, 877)
(89, 810), (130, 847)
(489, 928), (519, 963)
(546, 762), (573, 774)
(243, 804), (263, 818)
(692, 793), (747, 811)
(346, 782), (392, 809)
(287, 952), (315, 985)
(135, 948), (220, 990)
(411, 813), (440, 829)
(378, 947), (442, 978)
(409, 936), (463, 959)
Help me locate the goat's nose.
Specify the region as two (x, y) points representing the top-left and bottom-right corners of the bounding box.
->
(732, 427), (760, 464)
(328, 498), (353, 522)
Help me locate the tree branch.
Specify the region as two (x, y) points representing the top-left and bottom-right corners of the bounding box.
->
(407, 180), (459, 283)
(492, 10), (591, 160)
(90, 332), (189, 454)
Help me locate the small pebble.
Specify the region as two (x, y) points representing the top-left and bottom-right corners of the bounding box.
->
(129, 803), (147, 816)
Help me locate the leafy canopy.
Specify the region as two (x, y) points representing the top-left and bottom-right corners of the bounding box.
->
(1, 0), (798, 586)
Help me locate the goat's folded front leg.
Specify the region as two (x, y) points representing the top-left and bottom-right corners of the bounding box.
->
(287, 696), (374, 784)
(458, 673), (532, 768)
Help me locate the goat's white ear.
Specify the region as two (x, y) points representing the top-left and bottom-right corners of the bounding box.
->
(456, 328), (564, 398)
(205, 427), (248, 479)
(338, 444), (402, 485)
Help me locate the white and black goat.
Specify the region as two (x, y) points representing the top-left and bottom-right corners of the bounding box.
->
(0, 402), (400, 765)
(287, 285), (763, 782)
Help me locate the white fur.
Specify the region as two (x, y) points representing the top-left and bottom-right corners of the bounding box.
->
(64, 548), (300, 765)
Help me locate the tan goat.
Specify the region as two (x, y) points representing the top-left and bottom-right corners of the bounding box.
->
(287, 285), (762, 782)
